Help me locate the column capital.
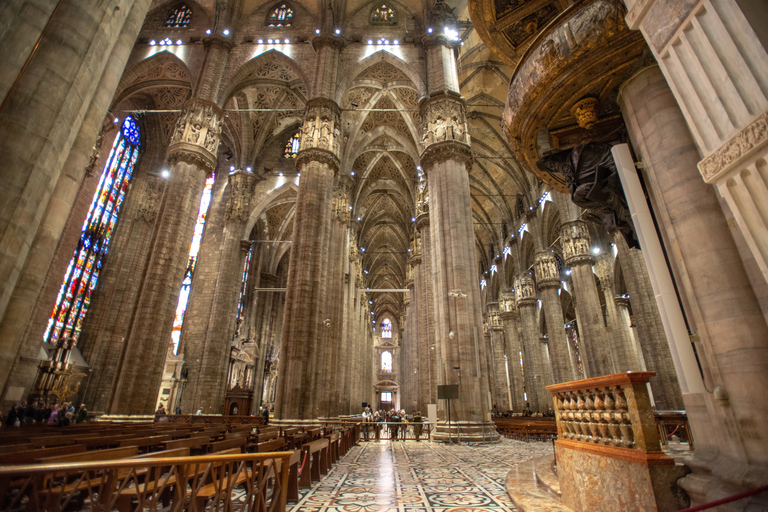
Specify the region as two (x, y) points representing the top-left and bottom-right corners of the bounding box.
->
(226, 169), (257, 223)
(515, 274), (537, 306)
(534, 252), (561, 290)
(299, 98), (342, 164)
(168, 99), (224, 172)
(240, 239), (252, 252)
(561, 220), (595, 267)
(419, 93), (470, 147)
(415, 212), (430, 229)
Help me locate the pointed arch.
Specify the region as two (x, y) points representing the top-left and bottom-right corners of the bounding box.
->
(335, 50), (426, 104)
(113, 52), (193, 106)
(218, 50), (309, 106)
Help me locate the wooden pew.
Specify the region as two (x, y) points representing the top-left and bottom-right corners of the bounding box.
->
(207, 437), (247, 454)
(162, 435), (210, 454)
(255, 437), (286, 453)
(118, 435), (172, 452)
(0, 445), (87, 465)
(324, 432), (340, 465)
(299, 438), (329, 488)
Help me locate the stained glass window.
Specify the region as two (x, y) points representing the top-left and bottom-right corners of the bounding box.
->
(171, 173), (216, 354)
(382, 318), (392, 338)
(43, 117), (140, 345)
(284, 131), (300, 158)
(381, 350), (392, 372)
(234, 243), (253, 330)
(164, 4), (192, 27)
(267, 3), (293, 27)
(371, 4), (397, 25)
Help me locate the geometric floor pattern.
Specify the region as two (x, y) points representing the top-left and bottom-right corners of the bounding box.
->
(286, 438), (554, 512)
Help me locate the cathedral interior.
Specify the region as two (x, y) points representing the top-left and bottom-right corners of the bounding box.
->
(1, 0), (768, 509)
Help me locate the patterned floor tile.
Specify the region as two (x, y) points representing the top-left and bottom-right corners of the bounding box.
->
(286, 438), (553, 511)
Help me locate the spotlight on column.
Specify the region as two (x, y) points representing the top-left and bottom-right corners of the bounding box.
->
(592, 247), (601, 255)
(258, 39), (263, 44)
(223, 29), (230, 35)
(246, 167), (252, 172)
(411, 217), (416, 222)
(351, 171), (355, 176)
(315, 29), (321, 34)
(149, 40), (156, 45)
(427, 27), (433, 33)
(335, 29), (341, 34)
(206, 29), (212, 35)
(161, 170), (170, 178)
(565, 269), (571, 275)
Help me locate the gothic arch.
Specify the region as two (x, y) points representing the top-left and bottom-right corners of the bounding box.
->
(335, 50), (426, 104)
(113, 52), (193, 106)
(218, 50), (309, 107)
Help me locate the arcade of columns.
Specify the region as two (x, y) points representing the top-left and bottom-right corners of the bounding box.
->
(1, 0), (768, 506)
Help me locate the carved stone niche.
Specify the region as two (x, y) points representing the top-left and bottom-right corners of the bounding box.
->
(169, 99), (224, 171)
(515, 274), (536, 303)
(300, 98), (341, 156)
(500, 0), (646, 193)
(560, 220), (594, 265)
(534, 252), (560, 289)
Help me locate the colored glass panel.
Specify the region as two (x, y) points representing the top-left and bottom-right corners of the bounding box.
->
(382, 318), (392, 338)
(381, 350), (392, 372)
(44, 116), (140, 345)
(234, 243), (253, 329)
(164, 4), (192, 27)
(268, 3), (293, 27)
(284, 131), (300, 158)
(371, 4), (397, 24)
(171, 174), (216, 354)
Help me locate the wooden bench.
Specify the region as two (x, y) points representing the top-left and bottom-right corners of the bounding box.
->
(208, 437), (247, 454)
(299, 438), (329, 488)
(192, 456), (275, 511)
(162, 435), (210, 454)
(0, 444), (87, 465)
(255, 437), (286, 453)
(324, 432), (340, 465)
(118, 435), (172, 452)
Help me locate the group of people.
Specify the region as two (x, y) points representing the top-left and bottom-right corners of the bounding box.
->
(3, 400), (87, 427)
(491, 405), (556, 418)
(361, 407), (425, 441)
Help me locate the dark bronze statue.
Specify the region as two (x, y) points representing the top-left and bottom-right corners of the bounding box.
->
(537, 142), (639, 248)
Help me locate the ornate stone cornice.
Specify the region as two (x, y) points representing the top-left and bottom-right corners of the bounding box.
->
(517, 297), (538, 308)
(168, 143), (217, 170)
(305, 97), (341, 116)
(409, 254), (422, 266)
(699, 110), (768, 184)
(421, 33), (459, 51)
(202, 34), (235, 51)
(614, 296), (630, 308)
(312, 34), (346, 51)
(561, 220), (594, 267)
(415, 213), (430, 230)
(420, 141), (473, 171)
(499, 310), (517, 322)
(566, 254), (595, 267)
(420, 93), (469, 149)
(295, 148), (340, 174)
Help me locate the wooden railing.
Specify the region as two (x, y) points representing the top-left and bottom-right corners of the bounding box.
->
(0, 451), (292, 512)
(546, 371), (662, 451)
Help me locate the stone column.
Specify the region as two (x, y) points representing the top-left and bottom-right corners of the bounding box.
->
(182, 170), (256, 414)
(625, 0), (768, 287)
(515, 274), (546, 412)
(499, 294), (525, 412)
(422, 32), (495, 440)
(275, 34), (344, 420)
(533, 252), (576, 382)
(593, 256), (640, 372)
(111, 99), (224, 414)
(0, 0), (152, 396)
(315, 177), (350, 417)
(486, 303), (509, 411)
(414, 199), (436, 410)
(619, 65), (768, 503)
(560, 221), (612, 377)
(613, 234), (682, 410)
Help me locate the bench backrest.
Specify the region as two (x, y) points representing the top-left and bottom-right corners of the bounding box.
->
(208, 437), (246, 453)
(163, 435), (210, 451)
(0, 444), (87, 464)
(256, 437), (286, 453)
(302, 438), (329, 453)
(38, 445), (139, 464)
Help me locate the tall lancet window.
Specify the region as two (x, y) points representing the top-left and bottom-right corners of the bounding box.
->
(171, 173), (216, 354)
(381, 350), (392, 372)
(164, 4), (192, 27)
(381, 318), (392, 338)
(43, 116), (140, 345)
(267, 3), (293, 27)
(234, 243), (253, 332)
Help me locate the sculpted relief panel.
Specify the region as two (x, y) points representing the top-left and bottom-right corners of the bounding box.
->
(421, 98), (469, 146)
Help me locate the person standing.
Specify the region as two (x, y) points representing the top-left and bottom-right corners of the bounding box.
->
(262, 404), (270, 425)
(362, 407), (372, 441)
(389, 409), (400, 440)
(412, 411), (423, 441)
(76, 404), (88, 423)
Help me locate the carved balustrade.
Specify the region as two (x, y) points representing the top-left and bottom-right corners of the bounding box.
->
(546, 372), (662, 452)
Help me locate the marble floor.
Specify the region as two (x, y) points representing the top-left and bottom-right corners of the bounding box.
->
(286, 438), (554, 512)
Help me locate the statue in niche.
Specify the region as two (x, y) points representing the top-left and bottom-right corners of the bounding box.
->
(537, 142), (639, 248)
(187, 122), (202, 144)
